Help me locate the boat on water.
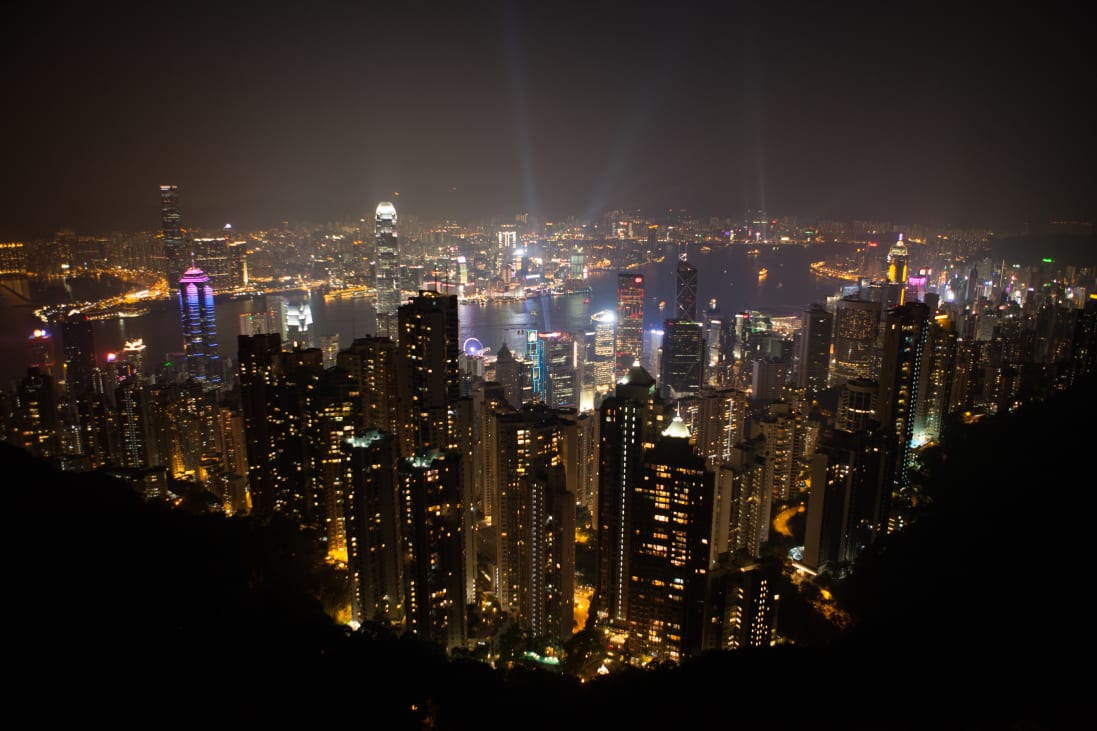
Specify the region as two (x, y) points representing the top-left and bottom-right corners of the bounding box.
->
(758, 267), (769, 282)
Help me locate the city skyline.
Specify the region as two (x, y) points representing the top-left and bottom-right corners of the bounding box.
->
(4, 2), (1095, 241)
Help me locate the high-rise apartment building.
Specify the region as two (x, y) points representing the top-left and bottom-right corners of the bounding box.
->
(396, 290), (460, 458)
(397, 450), (467, 650)
(493, 404), (575, 640)
(342, 429), (403, 628)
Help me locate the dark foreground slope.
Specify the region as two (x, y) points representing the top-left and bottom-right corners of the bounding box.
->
(4, 377), (1095, 729)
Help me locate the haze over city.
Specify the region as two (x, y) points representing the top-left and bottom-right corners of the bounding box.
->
(4, 1), (1095, 240)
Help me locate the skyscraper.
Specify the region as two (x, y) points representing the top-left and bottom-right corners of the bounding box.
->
(594, 361), (666, 626)
(659, 319), (705, 400)
(878, 301), (930, 528)
(615, 273), (645, 380)
(160, 184), (184, 285)
(831, 296), (881, 386)
(178, 265), (221, 391)
(59, 311), (97, 398)
(629, 413), (712, 663)
(887, 234), (910, 305)
(796, 303), (833, 397)
(675, 258), (698, 322)
(591, 309), (616, 398)
(374, 201), (400, 340)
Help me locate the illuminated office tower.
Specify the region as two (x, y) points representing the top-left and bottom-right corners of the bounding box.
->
(342, 429), (404, 629)
(178, 264), (222, 391)
(525, 330), (546, 404)
(569, 245), (586, 281)
(702, 309), (734, 386)
(539, 331), (577, 409)
(192, 235), (231, 293)
(27, 329), (56, 380)
(591, 310), (616, 398)
(374, 201), (401, 340)
(660, 319), (705, 400)
(643, 326), (663, 378)
(492, 404), (574, 640)
(396, 290), (460, 458)
(831, 296), (881, 386)
(594, 362), (666, 626)
(615, 273), (645, 379)
(59, 311), (97, 398)
(878, 301), (930, 529)
(397, 450), (467, 650)
(886, 234), (910, 304)
(284, 300), (314, 349)
(796, 303), (833, 397)
(227, 239), (248, 289)
(906, 269), (928, 305)
(160, 184), (184, 284)
(121, 339), (147, 383)
(675, 259), (698, 322)
(629, 414), (712, 664)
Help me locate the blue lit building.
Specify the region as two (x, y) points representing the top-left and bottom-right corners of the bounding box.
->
(178, 265), (221, 391)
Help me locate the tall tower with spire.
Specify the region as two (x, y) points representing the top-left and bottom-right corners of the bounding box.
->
(374, 201), (400, 340)
(887, 234), (909, 305)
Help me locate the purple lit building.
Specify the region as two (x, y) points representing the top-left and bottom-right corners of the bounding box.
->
(178, 265), (221, 390)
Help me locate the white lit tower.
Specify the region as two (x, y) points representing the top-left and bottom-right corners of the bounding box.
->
(374, 201), (400, 340)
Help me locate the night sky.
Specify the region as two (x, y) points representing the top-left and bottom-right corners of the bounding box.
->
(3, 1), (1094, 240)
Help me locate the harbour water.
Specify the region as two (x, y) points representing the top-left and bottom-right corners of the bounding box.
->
(0, 242), (848, 389)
